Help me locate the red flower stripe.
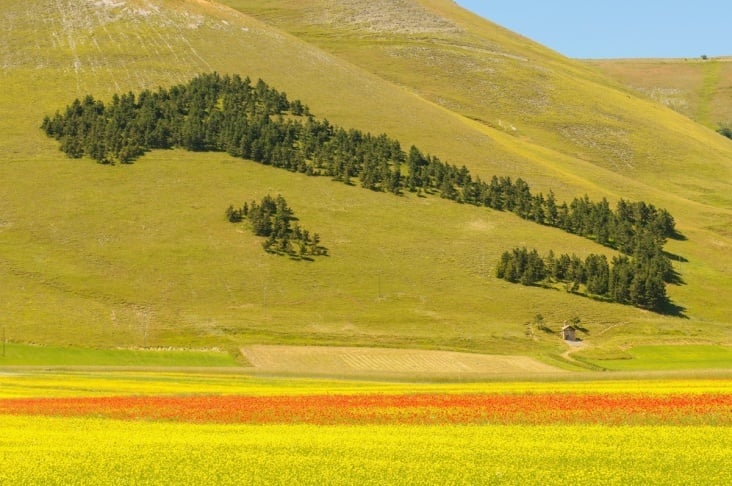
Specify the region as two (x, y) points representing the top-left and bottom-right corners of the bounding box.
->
(0, 393), (729, 425)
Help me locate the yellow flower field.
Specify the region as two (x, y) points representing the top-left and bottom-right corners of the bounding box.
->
(0, 371), (730, 484)
(0, 416), (730, 485)
(2, 370), (731, 398)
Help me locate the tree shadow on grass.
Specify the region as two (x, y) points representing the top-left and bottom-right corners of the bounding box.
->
(663, 250), (688, 264)
(657, 299), (689, 318)
(668, 229), (687, 241)
(665, 268), (686, 286)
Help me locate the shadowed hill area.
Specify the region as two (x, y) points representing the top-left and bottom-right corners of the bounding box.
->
(1, 0), (730, 364)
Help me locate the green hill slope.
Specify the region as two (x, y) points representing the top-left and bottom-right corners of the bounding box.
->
(227, 0), (732, 207)
(586, 57), (732, 130)
(1, 0), (730, 363)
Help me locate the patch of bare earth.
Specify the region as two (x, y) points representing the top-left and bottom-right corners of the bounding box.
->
(241, 345), (565, 379)
(310, 0), (461, 35)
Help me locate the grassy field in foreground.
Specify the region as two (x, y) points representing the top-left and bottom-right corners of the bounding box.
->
(580, 345), (732, 371)
(2, 340), (730, 378)
(0, 343), (237, 367)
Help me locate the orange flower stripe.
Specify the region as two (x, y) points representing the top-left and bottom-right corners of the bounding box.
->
(0, 393), (729, 425)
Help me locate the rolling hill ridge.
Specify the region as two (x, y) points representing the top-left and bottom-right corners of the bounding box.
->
(1, 0), (731, 366)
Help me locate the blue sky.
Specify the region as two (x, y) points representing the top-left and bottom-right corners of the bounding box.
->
(455, 1), (729, 59)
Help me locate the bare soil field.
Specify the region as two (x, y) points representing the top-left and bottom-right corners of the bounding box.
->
(241, 345), (565, 379)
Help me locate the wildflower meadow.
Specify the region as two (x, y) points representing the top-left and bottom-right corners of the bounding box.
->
(0, 372), (730, 484)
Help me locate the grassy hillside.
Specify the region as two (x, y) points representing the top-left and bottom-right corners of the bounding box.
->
(1, 0), (731, 364)
(226, 0), (732, 207)
(586, 57), (732, 130)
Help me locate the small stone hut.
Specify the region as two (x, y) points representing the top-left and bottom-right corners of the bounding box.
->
(561, 324), (576, 342)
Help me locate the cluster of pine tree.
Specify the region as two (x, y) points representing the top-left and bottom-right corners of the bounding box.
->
(40, 73), (675, 241)
(42, 72), (300, 164)
(492, 192), (677, 311)
(496, 247), (670, 311)
(226, 194), (325, 259)
(42, 72), (682, 311)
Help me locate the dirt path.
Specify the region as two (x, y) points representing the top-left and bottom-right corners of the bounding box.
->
(560, 341), (587, 366)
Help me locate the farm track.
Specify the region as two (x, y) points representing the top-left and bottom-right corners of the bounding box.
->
(241, 344), (567, 379)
